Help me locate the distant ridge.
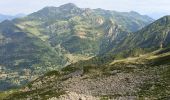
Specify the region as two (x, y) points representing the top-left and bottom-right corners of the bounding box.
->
(0, 13), (25, 22)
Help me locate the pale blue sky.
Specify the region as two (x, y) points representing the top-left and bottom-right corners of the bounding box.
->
(0, 0), (170, 19)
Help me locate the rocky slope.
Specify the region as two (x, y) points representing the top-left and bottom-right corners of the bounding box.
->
(3, 48), (170, 100)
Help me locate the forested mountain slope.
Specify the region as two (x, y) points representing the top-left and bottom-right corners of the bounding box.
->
(0, 3), (154, 91)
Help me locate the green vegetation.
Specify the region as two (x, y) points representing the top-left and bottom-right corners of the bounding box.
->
(2, 3), (170, 100)
(2, 49), (170, 99)
(44, 70), (61, 76)
(0, 89), (18, 100)
(5, 88), (65, 100)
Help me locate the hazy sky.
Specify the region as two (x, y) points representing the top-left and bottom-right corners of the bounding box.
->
(0, 0), (170, 19)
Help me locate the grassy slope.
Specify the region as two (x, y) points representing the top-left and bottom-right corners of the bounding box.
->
(3, 48), (170, 100)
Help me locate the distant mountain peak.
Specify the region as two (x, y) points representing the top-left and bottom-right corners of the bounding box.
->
(28, 3), (82, 21)
(59, 3), (78, 9)
(42, 3), (78, 10)
(130, 11), (139, 14)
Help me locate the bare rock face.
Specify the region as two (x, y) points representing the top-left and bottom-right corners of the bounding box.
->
(82, 8), (93, 16)
(105, 20), (119, 41)
(96, 17), (104, 25)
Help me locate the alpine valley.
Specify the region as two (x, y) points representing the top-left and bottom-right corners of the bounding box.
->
(0, 3), (170, 100)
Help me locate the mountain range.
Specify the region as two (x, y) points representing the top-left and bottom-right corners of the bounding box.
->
(0, 3), (154, 91)
(0, 14), (25, 22)
(0, 3), (170, 100)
